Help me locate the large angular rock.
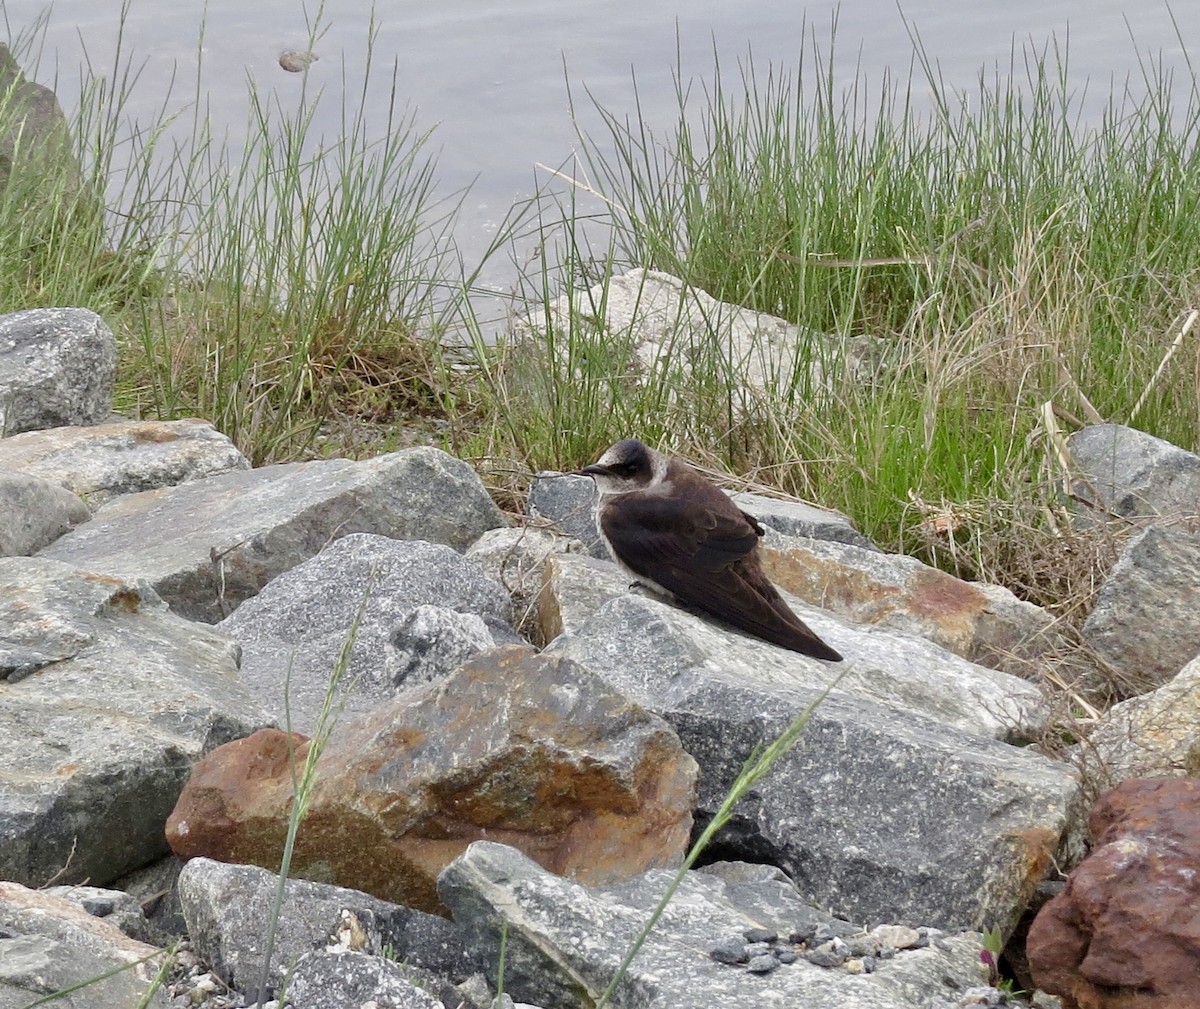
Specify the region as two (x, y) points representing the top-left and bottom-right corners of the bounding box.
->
(38, 446), (506, 622)
(217, 533), (519, 731)
(759, 529), (1061, 675)
(1027, 778), (1200, 1009)
(0, 418), (250, 508)
(0, 881), (169, 1009)
(177, 857), (472, 997)
(0, 471), (88, 555)
(1067, 423), (1200, 523)
(1081, 654), (1200, 784)
(438, 841), (991, 1009)
(1081, 525), (1200, 693)
(544, 582), (1078, 935)
(0, 557), (269, 887)
(0, 44), (82, 198)
(0, 309), (115, 435)
(167, 647), (698, 914)
(541, 552), (1048, 741)
(515, 269), (880, 401)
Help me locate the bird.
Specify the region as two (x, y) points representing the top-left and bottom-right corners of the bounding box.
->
(574, 438), (843, 661)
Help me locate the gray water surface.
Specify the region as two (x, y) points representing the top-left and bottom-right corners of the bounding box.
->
(4, 1), (1198, 291)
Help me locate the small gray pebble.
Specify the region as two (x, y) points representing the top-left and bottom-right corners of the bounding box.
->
(746, 954), (779, 974)
(789, 923), (818, 945)
(80, 896), (114, 917)
(805, 946), (847, 968)
(709, 937), (748, 964)
(862, 955), (878, 973)
(744, 941), (773, 957)
(847, 937), (874, 957)
(917, 926), (945, 948)
(743, 927), (777, 944)
(877, 945), (898, 960)
(776, 949), (798, 964)
(814, 920), (862, 942)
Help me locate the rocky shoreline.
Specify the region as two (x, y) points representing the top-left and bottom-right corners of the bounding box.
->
(3, 306), (1199, 1009)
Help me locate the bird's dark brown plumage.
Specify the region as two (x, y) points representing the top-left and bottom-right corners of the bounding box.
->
(578, 439), (843, 661)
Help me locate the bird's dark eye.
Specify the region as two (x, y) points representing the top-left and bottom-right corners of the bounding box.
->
(616, 462), (638, 476)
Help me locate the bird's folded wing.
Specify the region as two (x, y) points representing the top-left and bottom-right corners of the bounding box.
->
(600, 491), (759, 575)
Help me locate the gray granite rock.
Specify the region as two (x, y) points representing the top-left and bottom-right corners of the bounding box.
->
(177, 857), (473, 998)
(0, 418), (250, 508)
(285, 950), (445, 1009)
(0, 44), (82, 198)
(438, 841), (990, 1009)
(38, 446), (506, 622)
(465, 525), (584, 638)
(0, 881), (169, 1009)
(543, 580), (1078, 935)
(42, 885), (154, 943)
(0, 309), (116, 435)
(1082, 524), (1200, 692)
(0, 557), (269, 886)
(1080, 653), (1200, 784)
(514, 269), (882, 403)
(217, 534), (520, 731)
(527, 472), (605, 556)
(1067, 423), (1200, 522)
(0, 471), (88, 554)
(731, 490), (876, 549)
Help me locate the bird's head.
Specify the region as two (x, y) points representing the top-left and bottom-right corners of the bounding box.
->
(574, 438), (663, 495)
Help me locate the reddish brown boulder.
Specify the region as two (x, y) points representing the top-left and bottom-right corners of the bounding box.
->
(167, 645), (698, 914)
(1027, 777), (1200, 1009)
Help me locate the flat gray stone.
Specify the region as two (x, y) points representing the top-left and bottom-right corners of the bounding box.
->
(438, 841), (990, 1009)
(38, 446), (506, 622)
(731, 491), (877, 549)
(1082, 524), (1200, 692)
(0, 881), (169, 1009)
(177, 857), (472, 997)
(217, 533), (519, 731)
(0, 308), (115, 435)
(514, 269), (882, 402)
(0, 471), (88, 555)
(1067, 423), (1200, 522)
(286, 950), (445, 1009)
(0, 418), (250, 508)
(0, 557), (269, 886)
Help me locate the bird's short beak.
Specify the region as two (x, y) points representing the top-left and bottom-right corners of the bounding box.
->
(571, 464), (608, 478)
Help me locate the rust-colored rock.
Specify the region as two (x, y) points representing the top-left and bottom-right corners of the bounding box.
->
(1026, 777), (1200, 1009)
(167, 645), (697, 913)
(759, 533), (1059, 674)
